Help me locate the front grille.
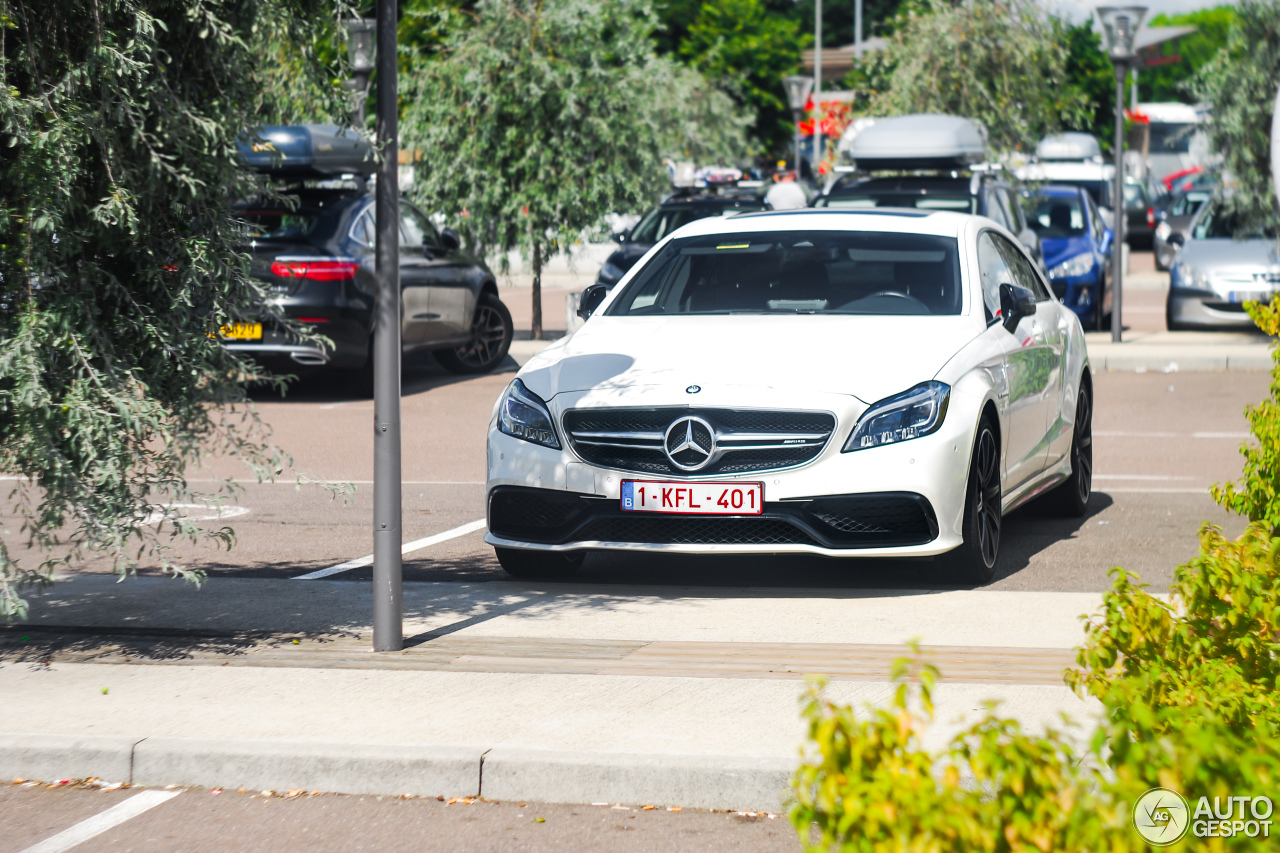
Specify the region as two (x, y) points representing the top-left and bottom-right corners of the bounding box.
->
(562, 407), (836, 477)
(575, 516), (819, 546)
(487, 487), (937, 550)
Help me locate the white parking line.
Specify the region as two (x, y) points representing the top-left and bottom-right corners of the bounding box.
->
(19, 789), (181, 853)
(1094, 430), (1249, 439)
(293, 518), (488, 580)
(1093, 474), (1197, 481)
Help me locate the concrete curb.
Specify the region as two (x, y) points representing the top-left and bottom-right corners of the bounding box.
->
(0, 733), (137, 782)
(481, 748), (793, 812)
(1088, 345), (1271, 372)
(0, 733), (794, 810)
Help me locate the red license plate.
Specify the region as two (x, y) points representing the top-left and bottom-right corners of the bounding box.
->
(620, 481), (764, 515)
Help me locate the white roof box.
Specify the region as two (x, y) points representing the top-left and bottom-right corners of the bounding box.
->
(849, 114), (986, 170)
(1036, 133), (1102, 162)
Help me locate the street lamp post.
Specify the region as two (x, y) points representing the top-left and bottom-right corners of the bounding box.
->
(814, 0), (823, 171)
(371, 0), (402, 652)
(784, 75), (814, 181)
(1096, 6), (1146, 345)
(343, 18), (375, 127)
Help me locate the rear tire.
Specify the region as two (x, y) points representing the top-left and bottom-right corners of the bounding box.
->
(948, 415), (1001, 585)
(1043, 382), (1093, 517)
(436, 293), (513, 374)
(495, 547), (584, 579)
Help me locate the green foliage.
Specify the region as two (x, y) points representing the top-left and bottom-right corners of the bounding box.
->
(1190, 0), (1280, 241)
(0, 0), (349, 619)
(793, 524), (1280, 850)
(1214, 297), (1280, 529)
(1143, 7), (1237, 105)
(401, 0), (750, 338)
(861, 0), (1090, 154)
(1061, 22), (1118, 154)
(679, 0), (804, 157)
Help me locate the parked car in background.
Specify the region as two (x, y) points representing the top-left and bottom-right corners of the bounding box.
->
(821, 114), (1043, 265)
(1154, 186), (1212, 271)
(1122, 178), (1155, 249)
(1167, 203), (1280, 330)
(594, 190), (766, 288)
(1027, 186), (1113, 330)
(232, 125), (513, 385)
(1014, 160), (1116, 225)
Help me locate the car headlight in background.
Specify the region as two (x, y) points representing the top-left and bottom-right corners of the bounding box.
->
(597, 261), (626, 284)
(1155, 222), (1172, 242)
(844, 381), (950, 452)
(1173, 260), (1212, 291)
(1047, 253), (1094, 279)
(497, 379), (560, 449)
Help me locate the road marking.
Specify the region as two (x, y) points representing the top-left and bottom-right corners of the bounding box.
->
(142, 503), (250, 525)
(1100, 487), (1209, 494)
(1093, 474), (1196, 481)
(293, 518), (488, 580)
(19, 789), (181, 853)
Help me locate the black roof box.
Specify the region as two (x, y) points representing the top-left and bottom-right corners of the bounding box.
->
(238, 125), (374, 177)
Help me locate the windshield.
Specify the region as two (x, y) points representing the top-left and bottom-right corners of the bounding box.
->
(818, 194), (976, 213)
(628, 202), (763, 244)
(1193, 206), (1279, 240)
(237, 209), (320, 241)
(1030, 195), (1086, 238)
(606, 230), (963, 317)
(1172, 190), (1211, 217)
(1051, 179), (1108, 208)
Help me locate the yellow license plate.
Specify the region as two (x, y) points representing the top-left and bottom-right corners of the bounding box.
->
(219, 322), (262, 341)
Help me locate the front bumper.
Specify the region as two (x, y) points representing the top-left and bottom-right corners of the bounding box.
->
(485, 391), (981, 558)
(1048, 271), (1103, 326)
(1166, 288), (1260, 330)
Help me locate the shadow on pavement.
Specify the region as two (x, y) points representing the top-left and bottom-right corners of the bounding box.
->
(244, 350), (517, 405)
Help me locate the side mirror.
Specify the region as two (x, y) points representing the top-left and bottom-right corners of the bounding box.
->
(999, 283), (1037, 333)
(440, 227), (461, 250)
(577, 283), (608, 320)
(1169, 233), (1185, 248)
(611, 229), (629, 244)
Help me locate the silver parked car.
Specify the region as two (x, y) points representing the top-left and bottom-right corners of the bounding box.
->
(1166, 203), (1280, 331)
(1153, 187), (1211, 271)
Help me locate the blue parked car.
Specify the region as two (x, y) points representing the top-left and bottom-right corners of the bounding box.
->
(1026, 185), (1114, 331)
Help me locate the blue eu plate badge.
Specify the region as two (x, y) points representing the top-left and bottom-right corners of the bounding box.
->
(621, 481), (635, 510)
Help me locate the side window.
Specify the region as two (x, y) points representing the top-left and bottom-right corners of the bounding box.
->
(350, 207), (375, 247)
(999, 189), (1025, 233)
(399, 203), (440, 250)
(994, 233), (1052, 302)
(976, 231), (1011, 323)
(984, 191), (1009, 230)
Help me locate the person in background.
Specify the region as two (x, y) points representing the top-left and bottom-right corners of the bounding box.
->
(765, 162), (809, 210)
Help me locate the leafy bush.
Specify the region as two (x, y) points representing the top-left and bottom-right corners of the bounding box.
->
(792, 525), (1280, 851)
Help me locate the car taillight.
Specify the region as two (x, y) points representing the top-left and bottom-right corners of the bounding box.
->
(270, 257), (358, 281)
(1146, 207), (1155, 227)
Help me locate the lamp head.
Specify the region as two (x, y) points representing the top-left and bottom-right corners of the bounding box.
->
(1095, 6), (1147, 63)
(783, 75), (815, 113)
(343, 18), (376, 75)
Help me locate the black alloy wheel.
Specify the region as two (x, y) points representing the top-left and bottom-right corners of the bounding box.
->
(436, 293), (513, 374)
(495, 547), (585, 579)
(950, 415), (1002, 584)
(1044, 382), (1093, 517)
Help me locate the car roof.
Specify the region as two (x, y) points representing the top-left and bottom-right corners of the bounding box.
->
(670, 208), (971, 239)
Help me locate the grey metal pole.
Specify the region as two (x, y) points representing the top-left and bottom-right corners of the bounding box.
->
(793, 109), (802, 182)
(855, 0), (862, 51)
(814, 0), (822, 171)
(1111, 63), (1126, 344)
(372, 0), (402, 652)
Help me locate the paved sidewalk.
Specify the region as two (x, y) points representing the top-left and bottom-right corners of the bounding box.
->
(1, 575), (1104, 811)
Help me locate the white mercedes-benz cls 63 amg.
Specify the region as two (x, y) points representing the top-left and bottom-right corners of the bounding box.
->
(485, 209), (1092, 583)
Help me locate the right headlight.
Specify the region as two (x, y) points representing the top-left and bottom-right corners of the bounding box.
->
(1047, 253), (1094, 279)
(497, 379), (560, 449)
(1155, 222), (1172, 242)
(843, 381), (950, 452)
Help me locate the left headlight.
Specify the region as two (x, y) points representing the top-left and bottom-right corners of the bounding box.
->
(844, 381), (950, 452)
(1047, 253), (1094, 279)
(497, 379), (560, 449)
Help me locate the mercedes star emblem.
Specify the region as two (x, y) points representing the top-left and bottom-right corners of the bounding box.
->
(664, 416), (716, 471)
(686, 385), (701, 394)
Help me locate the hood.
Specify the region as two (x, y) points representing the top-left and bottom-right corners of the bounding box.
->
(1181, 238), (1280, 272)
(1040, 234), (1095, 270)
(520, 314), (982, 406)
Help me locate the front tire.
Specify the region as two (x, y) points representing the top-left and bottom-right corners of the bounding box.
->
(495, 547), (584, 579)
(436, 293), (513, 374)
(949, 415), (1002, 585)
(1043, 382), (1093, 517)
